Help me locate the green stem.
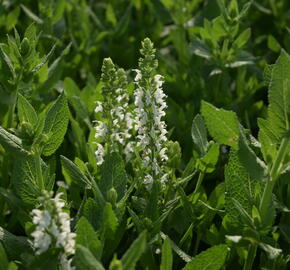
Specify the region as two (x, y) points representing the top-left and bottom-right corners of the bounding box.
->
(34, 148), (44, 191)
(243, 244), (257, 270)
(194, 172), (205, 193)
(193, 231), (201, 256)
(259, 136), (290, 221)
(270, 136), (290, 181)
(7, 89), (18, 128)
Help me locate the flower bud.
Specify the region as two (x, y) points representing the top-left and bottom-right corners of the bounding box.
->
(20, 37), (30, 56)
(107, 187), (118, 205)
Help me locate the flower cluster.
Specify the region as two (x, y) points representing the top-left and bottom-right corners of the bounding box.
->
(93, 39), (169, 187)
(31, 191), (76, 270)
(133, 38), (168, 186)
(94, 58), (134, 164)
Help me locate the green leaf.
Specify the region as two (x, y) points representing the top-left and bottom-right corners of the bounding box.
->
(121, 231), (147, 270)
(191, 114), (208, 156)
(99, 153), (127, 202)
(31, 44), (56, 73)
(201, 101), (239, 149)
(42, 92), (69, 156)
(69, 116), (87, 160)
(25, 250), (58, 270)
(0, 242), (8, 270)
(101, 202), (118, 239)
(83, 198), (102, 231)
(144, 180), (160, 221)
(37, 44), (70, 94)
(0, 126), (29, 157)
(20, 4), (44, 24)
(267, 50), (290, 144)
(12, 155), (53, 204)
(238, 127), (267, 180)
(74, 245), (105, 270)
(17, 93), (38, 126)
(196, 143), (219, 173)
(160, 233), (192, 263)
(69, 96), (92, 128)
(60, 155), (91, 187)
(258, 118), (278, 163)
(267, 35), (281, 53)
(160, 237), (172, 270)
(0, 226), (32, 260)
(64, 77), (81, 97)
(76, 217), (102, 260)
(263, 64), (274, 86)
(233, 28), (251, 49)
(182, 245), (228, 270)
(225, 150), (259, 227)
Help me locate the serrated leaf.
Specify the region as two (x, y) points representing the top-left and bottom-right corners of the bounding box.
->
(0, 226), (32, 260)
(31, 44), (56, 73)
(238, 127), (267, 180)
(0, 126), (29, 156)
(42, 92), (69, 156)
(102, 202), (118, 239)
(121, 231), (147, 270)
(76, 217), (102, 260)
(191, 114), (208, 156)
(83, 198), (102, 231)
(201, 101), (239, 149)
(74, 245), (105, 270)
(17, 93), (38, 126)
(225, 150), (258, 227)
(196, 143), (219, 173)
(99, 153), (127, 201)
(267, 50), (290, 143)
(12, 155), (52, 204)
(60, 155), (91, 188)
(264, 64), (274, 86)
(258, 118), (278, 163)
(64, 77), (81, 97)
(182, 245), (228, 270)
(160, 237), (172, 270)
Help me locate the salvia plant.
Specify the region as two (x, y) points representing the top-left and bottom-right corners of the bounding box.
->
(0, 1), (290, 270)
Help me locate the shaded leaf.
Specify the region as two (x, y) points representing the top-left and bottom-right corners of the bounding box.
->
(42, 93), (69, 156)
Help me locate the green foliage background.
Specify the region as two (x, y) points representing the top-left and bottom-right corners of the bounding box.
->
(0, 0), (290, 269)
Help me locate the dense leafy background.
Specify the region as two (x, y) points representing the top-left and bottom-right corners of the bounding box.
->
(0, 0), (290, 269)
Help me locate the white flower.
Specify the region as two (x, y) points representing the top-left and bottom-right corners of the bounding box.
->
(95, 121), (107, 139)
(144, 174), (153, 187)
(154, 74), (163, 88)
(32, 231), (51, 255)
(159, 148), (168, 162)
(60, 253), (75, 270)
(124, 141), (134, 161)
(133, 71), (168, 185)
(94, 101), (103, 113)
(95, 143), (105, 165)
(31, 192), (76, 259)
(133, 69), (142, 81)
